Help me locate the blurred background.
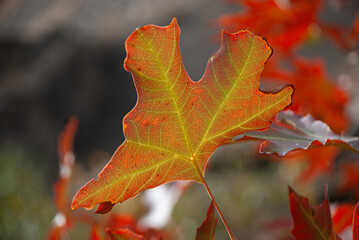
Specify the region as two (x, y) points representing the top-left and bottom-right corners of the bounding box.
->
(0, 0), (359, 239)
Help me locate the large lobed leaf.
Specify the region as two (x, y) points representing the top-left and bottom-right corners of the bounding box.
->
(71, 18), (293, 212)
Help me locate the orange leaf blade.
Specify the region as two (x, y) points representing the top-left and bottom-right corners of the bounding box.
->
(72, 19), (293, 212)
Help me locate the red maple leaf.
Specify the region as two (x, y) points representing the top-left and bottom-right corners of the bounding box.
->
(289, 186), (343, 240)
(217, 0), (323, 53)
(71, 19), (293, 214)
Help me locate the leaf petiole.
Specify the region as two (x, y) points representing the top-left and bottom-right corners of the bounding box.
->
(193, 160), (237, 240)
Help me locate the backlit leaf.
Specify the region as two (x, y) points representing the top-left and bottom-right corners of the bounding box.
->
(288, 186), (342, 240)
(195, 201), (218, 240)
(91, 225), (104, 240)
(338, 162), (359, 199)
(236, 110), (359, 156)
(216, 0), (322, 53)
(47, 117), (78, 240)
(332, 203), (355, 234)
(71, 18), (293, 212)
(284, 148), (340, 183)
(353, 202), (359, 240)
(216, 0), (355, 53)
(105, 214), (167, 240)
(352, 13), (359, 39)
(107, 229), (144, 240)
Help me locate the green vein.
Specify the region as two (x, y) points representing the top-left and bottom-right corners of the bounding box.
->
(127, 139), (190, 161)
(193, 36), (255, 156)
(136, 23), (193, 157)
(206, 90), (292, 141)
(78, 154), (188, 205)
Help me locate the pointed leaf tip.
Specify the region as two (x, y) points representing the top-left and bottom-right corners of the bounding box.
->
(171, 17), (178, 26)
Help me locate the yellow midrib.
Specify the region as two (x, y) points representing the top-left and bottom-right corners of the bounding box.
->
(135, 23), (194, 159)
(193, 36), (256, 156)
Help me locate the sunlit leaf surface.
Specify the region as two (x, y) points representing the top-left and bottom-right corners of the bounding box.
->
(72, 18), (293, 212)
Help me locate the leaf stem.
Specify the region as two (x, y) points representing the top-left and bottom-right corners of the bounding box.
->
(193, 160), (237, 240)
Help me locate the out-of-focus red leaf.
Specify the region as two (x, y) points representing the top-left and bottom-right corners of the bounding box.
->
(332, 203), (355, 234)
(351, 13), (359, 39)
(55, 117), (78, 212)
(107, 228), (145, 240)
(217, 0), (356, 52)
(53, 179), (72, 215)
(339, 162), (359, 199)
(106, 214), (138, 232)
(217, 0), (322, 53)
(195, 201), (218, 240)
(91, 224), (105, 240)
(320, 23), (352, 51)
(106, 214), (168, 240)
(262, 217), (295, 240)
(287, 58), (349, 133)
(47, 214), (71, 240)
(58, 117), (79, 161)
(288, 186), (343, 240)
(353, 202), (359, 240)
(48, 117), (79, 240)
(286, 148), (340, 183)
